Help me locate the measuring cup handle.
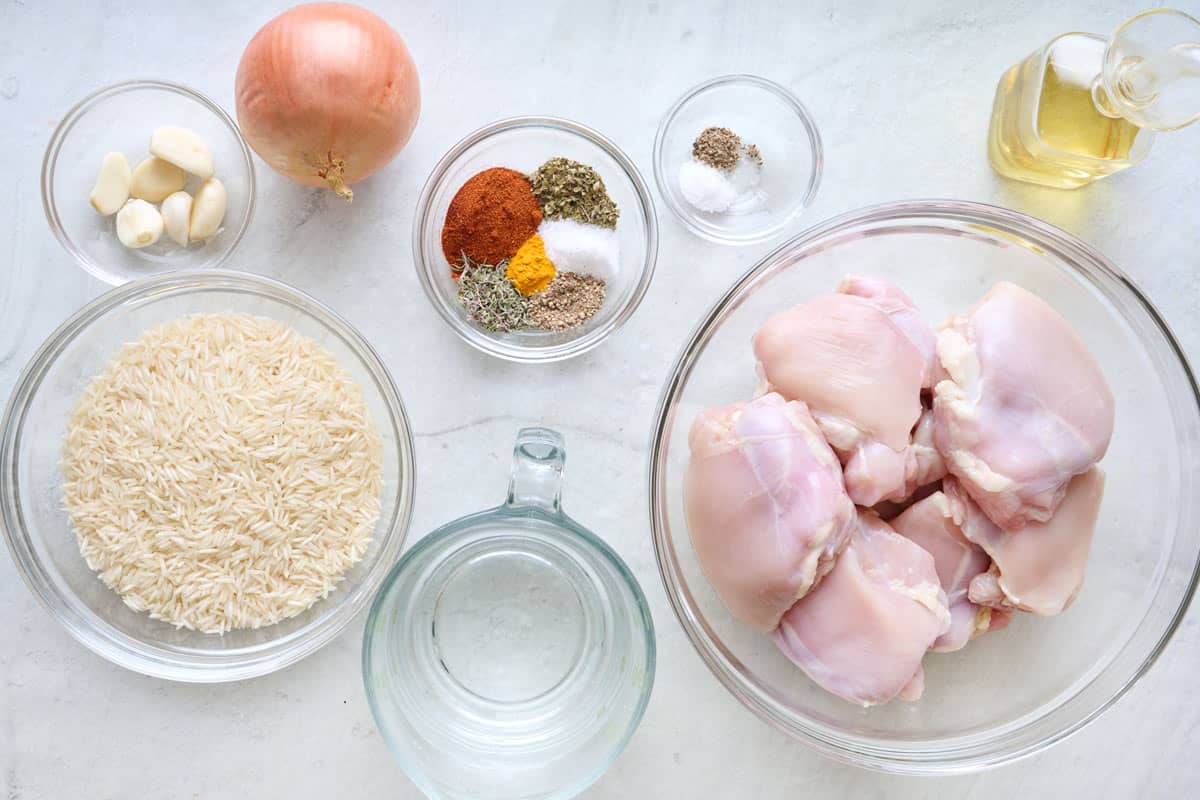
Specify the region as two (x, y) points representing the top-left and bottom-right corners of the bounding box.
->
(505, 427), (565, 513)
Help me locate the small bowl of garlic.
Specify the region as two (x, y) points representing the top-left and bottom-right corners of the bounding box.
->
(42, 80), (255, 285)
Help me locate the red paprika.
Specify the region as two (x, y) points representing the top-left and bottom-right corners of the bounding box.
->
(441, 167), (542, 274)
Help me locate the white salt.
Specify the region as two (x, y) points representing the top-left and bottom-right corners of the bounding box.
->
(725, 157), (766, 214)
(539, 218), (620, 282)
(678, 160), (737, 213)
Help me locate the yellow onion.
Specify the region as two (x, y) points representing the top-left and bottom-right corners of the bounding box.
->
(235, 2), (420, 201)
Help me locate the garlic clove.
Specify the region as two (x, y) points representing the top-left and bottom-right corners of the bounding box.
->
(89, 152), (131, 216)
(149, 125), (214, 179)
(188, 178), (227, 240)
(116, 199), (164, 248)
(160, 190), (193, 246)
(130, 156), (186, 202)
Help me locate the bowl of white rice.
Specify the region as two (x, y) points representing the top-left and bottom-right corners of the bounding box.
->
(0, 272), (415, 682)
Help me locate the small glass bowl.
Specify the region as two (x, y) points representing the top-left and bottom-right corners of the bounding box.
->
(654, 74), (822, 244)
(649, 200), (1200, 773)
(42, 80), (256, 286)
(413, 117), (658, 363)
(364, 428), (654, 800)
(0, 272), (414, 682)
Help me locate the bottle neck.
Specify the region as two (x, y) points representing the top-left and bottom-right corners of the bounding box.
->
(1090, 76), (1140, 122)
(1093, 9), (1200, 132)
(1091, 56), (1197, 130)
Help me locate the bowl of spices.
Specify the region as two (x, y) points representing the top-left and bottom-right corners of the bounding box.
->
(414, 117), (658, 362)
(653, 74), (822, 245)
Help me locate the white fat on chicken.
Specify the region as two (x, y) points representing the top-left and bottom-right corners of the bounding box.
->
(956, 468), (1105, 616)
(773, 511), (950, 706)
(932, 282), (1114, 531)
(684, 393), (857, 632)
(891, 488), (1011, 652)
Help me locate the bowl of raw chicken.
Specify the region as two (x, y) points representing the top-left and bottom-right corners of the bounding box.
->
(649, 200), (1200, 773)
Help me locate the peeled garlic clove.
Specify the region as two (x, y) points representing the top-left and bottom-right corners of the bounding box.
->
(189, 178), (227, 240)
(89, 152), (131, 215)
(130, 156), (186, 202)
(160, 190), (193, 246)
(116, 199), (164, 248)
(149, 125), (214, 179)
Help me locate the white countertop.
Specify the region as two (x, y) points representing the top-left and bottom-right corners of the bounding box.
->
(2, 1), (1198, 797)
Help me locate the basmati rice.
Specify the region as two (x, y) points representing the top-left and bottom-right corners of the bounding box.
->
(61, 313), (384, 634)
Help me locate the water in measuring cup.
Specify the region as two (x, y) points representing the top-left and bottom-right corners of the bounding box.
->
(364, 516), (653, 800)
(431, 536), (589, 703)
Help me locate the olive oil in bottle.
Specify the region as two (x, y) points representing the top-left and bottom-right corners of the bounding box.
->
(987, 9), (1200, 189)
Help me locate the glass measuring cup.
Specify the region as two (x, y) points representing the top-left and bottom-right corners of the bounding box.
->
(362, 428), (655, 800)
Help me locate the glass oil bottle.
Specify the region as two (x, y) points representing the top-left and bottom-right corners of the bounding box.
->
(988, 9), (1200, 189)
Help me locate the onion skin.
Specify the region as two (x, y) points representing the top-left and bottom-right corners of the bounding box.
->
(235, 2), (421, 201)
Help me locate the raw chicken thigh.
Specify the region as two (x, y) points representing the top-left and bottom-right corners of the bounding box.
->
(843, 410), (947, 507)
(891, 489), (1010, 652)
(753, 276), (930, 452)
(773, 511), (950, 706)
(958, 468), (1105, 616)
(933, 282), (1114, 531)
(755, 275), (942, 506)
(684, 275), (1112, 708)
(684, 392), (857, 632)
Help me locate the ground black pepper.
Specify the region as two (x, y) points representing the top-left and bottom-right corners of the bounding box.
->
(527, 272), (606, 331)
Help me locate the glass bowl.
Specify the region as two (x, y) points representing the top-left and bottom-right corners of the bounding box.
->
(0, 271), (414, 682)
(364, 428), (654, 800)
(42, 80), (256, 286)
(648, 200), (1200, 773)
(653, 74), (822, 245)
(413, 116), (658, 363)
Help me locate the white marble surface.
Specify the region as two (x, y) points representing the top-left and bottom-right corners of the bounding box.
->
(2, 0), (1198, 797)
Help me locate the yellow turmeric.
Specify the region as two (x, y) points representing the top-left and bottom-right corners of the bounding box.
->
(506, 235), (555, 295)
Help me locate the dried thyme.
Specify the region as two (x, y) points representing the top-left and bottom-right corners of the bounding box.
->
(457, 256), (531, 332)
(529, 157), (620, 229)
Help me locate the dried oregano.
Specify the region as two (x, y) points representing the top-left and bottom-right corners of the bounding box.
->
(528, 157), (620, 229)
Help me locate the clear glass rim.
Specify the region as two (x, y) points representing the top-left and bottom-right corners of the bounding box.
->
(646, 198), (1200, 773)
(652, 73), (824, 245)
(411, 115), (660, 364)
(363, 504), (657, 798)
(41, 79), (258, 286)
(0, 270), (415, 682)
